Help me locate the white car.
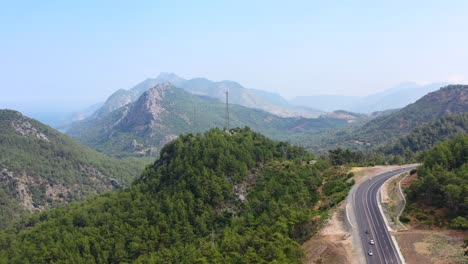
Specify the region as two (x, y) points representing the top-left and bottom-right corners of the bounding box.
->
(368, 250), (373, 256)
(369, 239), (375, 245)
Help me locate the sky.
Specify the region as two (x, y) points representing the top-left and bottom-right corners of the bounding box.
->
(1, 0), (468, 112)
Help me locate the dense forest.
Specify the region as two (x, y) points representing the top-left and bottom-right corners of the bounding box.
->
(0, 127), (353, 263)
(403, 135), (468, 229)
(0, 110), (151, 227)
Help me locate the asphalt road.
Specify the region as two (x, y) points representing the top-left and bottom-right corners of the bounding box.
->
(353, 166), (417, 264)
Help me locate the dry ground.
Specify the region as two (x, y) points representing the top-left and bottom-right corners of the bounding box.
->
(302, 202), (356, 264)
(394, 229), (467, 264)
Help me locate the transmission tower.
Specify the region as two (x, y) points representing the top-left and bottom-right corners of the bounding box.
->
(193, 104), (197, 132)
(224, 90), (230, 130)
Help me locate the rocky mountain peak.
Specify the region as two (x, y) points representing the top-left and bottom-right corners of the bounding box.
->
(141, 82), (174, 102)
(115, 83), (175, 130)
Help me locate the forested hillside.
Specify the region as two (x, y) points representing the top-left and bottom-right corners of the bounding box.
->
(297, 85), (468, 155)
(0, 110), (150, 227)
(381, 113), (468, 162)
(0, 128), (353, 263)
(403, 135), (468, 229)
(352, 85), (467, 145)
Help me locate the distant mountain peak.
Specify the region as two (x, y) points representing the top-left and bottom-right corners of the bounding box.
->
(141, 82), (175, 104)
(156, 72), (180, 79)
(154, 72), (185, 84)
(115, 83), (176, 129)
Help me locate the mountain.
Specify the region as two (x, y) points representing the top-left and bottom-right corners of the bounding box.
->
(67, 83), (348, 157)
(289, 82), (447, 113)
(94, 73), (323, 119)
(0, 128), (353, 263)
(347, 85), (468, 148)
(94, 73), (187, 117)
(348, 82), (448, 113)
(0, 110), (150, 227)
(180, 78), (322, 118)
(300, 85), (468, 154)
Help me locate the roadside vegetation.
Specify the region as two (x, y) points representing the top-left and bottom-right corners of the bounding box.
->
(401, 135), (468, 229)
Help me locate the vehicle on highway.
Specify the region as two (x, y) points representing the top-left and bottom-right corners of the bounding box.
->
(365, 230), (370, 234)
(368, 250), (373, 256)
(369, 239), (375, 245)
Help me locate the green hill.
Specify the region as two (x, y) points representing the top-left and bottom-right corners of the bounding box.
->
(353, 85), (467, 145)
(402, 135), (468, 229)
(0, 110), (150, 227)
(68, 83), (347, 157)
(0, 128), (353, 263)
(381, 112), (468, 161)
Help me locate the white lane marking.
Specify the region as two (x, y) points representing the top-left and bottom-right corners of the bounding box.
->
(346, 202), (354, 228)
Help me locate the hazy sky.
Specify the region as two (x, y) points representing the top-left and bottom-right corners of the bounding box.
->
(1, 1), (468, 111)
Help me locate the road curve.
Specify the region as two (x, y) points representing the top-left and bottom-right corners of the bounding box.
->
(353, 166), (417, 264)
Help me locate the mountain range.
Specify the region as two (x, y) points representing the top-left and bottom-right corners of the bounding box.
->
(58, 74), (454, 132)
(290, 82), (448, 113)
(92, 72), (323, 120)
(67, 83), (351, 157)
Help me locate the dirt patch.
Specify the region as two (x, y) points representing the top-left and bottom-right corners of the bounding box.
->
(401, 172), (418, 188)
(302, 203), (356, 264)
(394, 229), (467, 264)
(414, 241), (431, 255)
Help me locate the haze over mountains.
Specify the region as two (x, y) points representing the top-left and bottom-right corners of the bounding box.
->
(92, 72), (323, 120)
(312, 85), (468, 153)
(290, 82), (448, 113)
(67, 72), (450, 128)
(68, 83), (350, 157)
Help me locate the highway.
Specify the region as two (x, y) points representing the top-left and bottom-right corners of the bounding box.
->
(353, 166), (417, 264)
